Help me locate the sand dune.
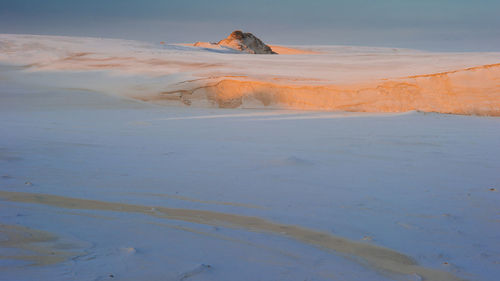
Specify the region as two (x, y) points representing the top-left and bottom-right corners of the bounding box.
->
(161, 63), (500, 115)
(0, 34), (499, 116)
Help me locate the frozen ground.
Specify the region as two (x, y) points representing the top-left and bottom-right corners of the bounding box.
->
(0, 35), (499, 281)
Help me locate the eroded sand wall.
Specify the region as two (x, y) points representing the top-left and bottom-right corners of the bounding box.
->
(167, 64), (499, 116)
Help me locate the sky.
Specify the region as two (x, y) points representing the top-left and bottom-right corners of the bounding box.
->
(1, 0), (499, 51)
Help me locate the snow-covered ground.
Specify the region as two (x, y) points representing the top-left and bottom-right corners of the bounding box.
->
(0, 35), (499, 281)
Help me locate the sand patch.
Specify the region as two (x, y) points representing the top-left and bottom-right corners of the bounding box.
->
(0, 224), (78, 266)
(129, 192), (266, 210)
(0, 191), (462, 280)
(268, 45), (321, 55)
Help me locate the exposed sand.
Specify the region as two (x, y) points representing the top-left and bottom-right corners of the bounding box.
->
(0, 190), (463, 281)
(0, 224), (77, 266)
(186, 42), (319, 55)
(127, 192), (267, 209)
(1, 34), (498, 116)
(268, 45), (320, 55)
(164, 63), (500, 115)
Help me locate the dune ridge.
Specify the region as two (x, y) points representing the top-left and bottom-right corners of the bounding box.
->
(1, 34), (499, 116)
(158, 63), (500, 116)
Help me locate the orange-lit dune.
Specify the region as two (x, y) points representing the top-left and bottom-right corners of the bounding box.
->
(1, 34), (499, 116)
(158, 63), (500, 116)
(268, 45), (320, 55)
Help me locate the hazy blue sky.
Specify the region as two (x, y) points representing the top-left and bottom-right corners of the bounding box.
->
(1, 0), (499, 51)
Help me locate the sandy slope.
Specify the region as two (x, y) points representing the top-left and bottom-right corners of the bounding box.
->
(0, 34), (499, 115)
(161, 64), (500, 115)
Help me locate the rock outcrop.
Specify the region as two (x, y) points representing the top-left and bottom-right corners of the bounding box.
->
(218, 31), (276, 54)
(194, 30), (276, 54)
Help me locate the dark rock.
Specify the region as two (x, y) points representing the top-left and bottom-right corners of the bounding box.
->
(217, 30), (276, 54)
